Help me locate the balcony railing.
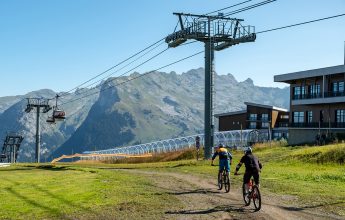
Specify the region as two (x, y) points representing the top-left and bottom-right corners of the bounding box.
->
(324, 91), (345, 98)
(289, 122), (345, 128)
(247, 117), (270, 121)
(292, 91), (345, 100)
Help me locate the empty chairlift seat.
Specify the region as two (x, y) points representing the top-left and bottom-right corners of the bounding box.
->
(53, 110), (66, 120)
(46, 116), (55, 123)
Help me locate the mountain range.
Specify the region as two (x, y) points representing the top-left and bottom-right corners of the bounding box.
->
(0, 68), (289, 161)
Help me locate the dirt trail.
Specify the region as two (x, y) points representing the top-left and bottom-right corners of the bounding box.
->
(118, 169), (343, 220)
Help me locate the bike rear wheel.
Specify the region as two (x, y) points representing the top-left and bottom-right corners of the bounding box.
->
(224, 172), (230, 193)
(252, 185), (261, 211)
(242, 183), (251, 206)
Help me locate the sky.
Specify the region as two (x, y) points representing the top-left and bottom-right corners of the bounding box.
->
(0, 0), (344, 97)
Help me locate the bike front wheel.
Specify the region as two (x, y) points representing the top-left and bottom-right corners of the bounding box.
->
(252, 185), (261, 211)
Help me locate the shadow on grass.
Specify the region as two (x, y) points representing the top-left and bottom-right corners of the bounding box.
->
(167, 188), (221, 195)
(278, 201), (345, 211)
(0, 167), (34, 172)
(166, 204), (256, 215)
(27, 165), (78, 171)
(4, 187), (73, 219)
(2, 175), (98, 218)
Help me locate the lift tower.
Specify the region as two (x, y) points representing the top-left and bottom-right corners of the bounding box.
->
(166, 13), (256, 159)
(1, 133), (24, 163)
(25, 98), (51, 163)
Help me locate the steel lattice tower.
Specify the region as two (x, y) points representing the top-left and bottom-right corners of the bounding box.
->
(166, 12), (256, 159)
(25, 98), (51, 163)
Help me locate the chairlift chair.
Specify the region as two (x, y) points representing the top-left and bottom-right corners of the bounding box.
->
(46, 116), (55, 124)
(51, 94), (66, 121)
(53, 109), (66, 120)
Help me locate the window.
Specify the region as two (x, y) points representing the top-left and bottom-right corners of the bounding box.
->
(301, 86), (306, 97)
(261, 113), (269, 121)
(280, 115), (289, 119)
(249, 122), (256, 129)
(293, 86), (306, 99)
(293, 112), (304, 123)
(307, 111), (312, 123)
(279, 122), (289, 127)
(261, 122), (269, 128)
(249, 113), (257, 120)
(332, 81), (345, 96)
(340, 82), (345, 92)
(309, 84), (320, 97)
(336, 110), (345, 123)
(293, 87), (301, 99)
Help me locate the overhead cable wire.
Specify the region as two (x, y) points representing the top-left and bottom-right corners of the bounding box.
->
(72, 41), (166, 91)
(57, 0), (263, 99)
(256, 13), (345, 34)
(60, 40), (198, 103)
(60, 47), (170, 104)
(205, 0), (256, 15)
(57, 0), (275, 105)
(61, 51), (203, 106)
(224, 0), (276, 17)
(58, 37), (165, 98)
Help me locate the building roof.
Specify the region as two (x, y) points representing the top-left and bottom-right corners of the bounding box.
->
(214, 110), (246, 118)
(244, 102), (288, 112)
(215, 102), (288, 118)
(274, 64), (345, 83)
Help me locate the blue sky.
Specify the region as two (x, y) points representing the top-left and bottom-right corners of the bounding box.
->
(0, 0), (344, 97)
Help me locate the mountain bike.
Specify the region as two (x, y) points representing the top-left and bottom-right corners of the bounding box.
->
(242, 178), (261, 211)
(214, 165), (230, 193)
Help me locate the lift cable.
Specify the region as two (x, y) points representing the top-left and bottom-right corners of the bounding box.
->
(223, 0), (276, 17)
(59, 47), (170, 105)
(58, 41), (198, 105)
(57, 11), (345, 107)
(257, 13), (345, 34)
(61, 51), (203, 106)
(205, 0), (256, 15)
(68, 41), (166, 93)
(55, 0), (260, 100)
(58, 37), (166, 98)
(76, 40), (198, 92)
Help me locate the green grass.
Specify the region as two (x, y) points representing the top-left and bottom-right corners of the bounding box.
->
(102, 143), (345, 216)
(0, 165), (179, 220)
(2, 144), (345, 218)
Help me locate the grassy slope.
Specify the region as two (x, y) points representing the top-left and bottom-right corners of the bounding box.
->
(0, 165), (179, 220)
(104, 143), (345, 216)
(1, 144), (344, 219)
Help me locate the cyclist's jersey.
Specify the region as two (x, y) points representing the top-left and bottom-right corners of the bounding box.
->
(239, 154), (262, 172)
(212, 148), (232, 160)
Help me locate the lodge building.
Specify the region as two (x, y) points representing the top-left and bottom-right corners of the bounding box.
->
(215, 102), (289, 140)
(274, 64), (345, 145)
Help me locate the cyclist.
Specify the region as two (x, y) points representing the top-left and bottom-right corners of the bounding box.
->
(234, 147), (262, 191)
(211, 143), (233, 178)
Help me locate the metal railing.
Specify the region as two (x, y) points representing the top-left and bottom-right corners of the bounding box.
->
(289, 122), (345, 128)
(83, 130), (259, 157)
(292, 91), (345, 100)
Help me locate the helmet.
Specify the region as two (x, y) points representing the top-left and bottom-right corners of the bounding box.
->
(218, 143), (224, 148)
(244, 147), (252, 154)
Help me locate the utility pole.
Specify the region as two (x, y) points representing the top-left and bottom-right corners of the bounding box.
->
(25, 98), (51, 163)
(166, 12), (256, 159)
